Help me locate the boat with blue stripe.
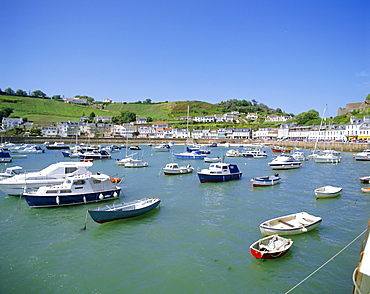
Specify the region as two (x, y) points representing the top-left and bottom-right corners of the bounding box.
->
(197, 162), (242, 183)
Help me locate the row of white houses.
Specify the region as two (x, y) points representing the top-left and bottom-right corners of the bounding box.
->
(2, 116), (370, 141)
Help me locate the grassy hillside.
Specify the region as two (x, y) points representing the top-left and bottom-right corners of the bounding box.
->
(0, 95), (221, 123)
(0, 95), (117, 122)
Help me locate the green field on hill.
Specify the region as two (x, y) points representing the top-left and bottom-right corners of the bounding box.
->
(0, 95), (222, 123)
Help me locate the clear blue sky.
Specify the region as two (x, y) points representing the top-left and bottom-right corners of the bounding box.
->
(1, 0), (369, 116)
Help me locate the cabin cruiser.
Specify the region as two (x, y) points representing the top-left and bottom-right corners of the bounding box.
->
(268, 155), (302, 170)
(0, 161), (93, 195)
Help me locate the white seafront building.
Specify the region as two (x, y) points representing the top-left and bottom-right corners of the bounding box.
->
(2, 114), (370, 142)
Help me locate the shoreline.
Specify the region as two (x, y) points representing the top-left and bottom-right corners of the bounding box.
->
(1, 136), (369, 152)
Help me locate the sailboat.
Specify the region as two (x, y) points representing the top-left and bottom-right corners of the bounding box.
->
(312, 105), (341, 163)
(173, 106), (207, 160)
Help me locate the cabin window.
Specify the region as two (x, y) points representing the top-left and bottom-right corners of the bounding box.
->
(46, 190), (58, 194)
(73, 180), (86, 185)
(93, 179), (102, 184)
(74, 187), (83, 189)
(60, 189), (71, 193)
(223, 166), (227, 170)
(65, 167), (78, 174)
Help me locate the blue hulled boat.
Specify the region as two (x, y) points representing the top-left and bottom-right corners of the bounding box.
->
(173, 147), (207, 160)
(197, 162), (242, 183)
(23, 173), (121, 208)
(79, 150), (111, 160)
(88, 197), (161, 223)
(0, 150), (12, 163)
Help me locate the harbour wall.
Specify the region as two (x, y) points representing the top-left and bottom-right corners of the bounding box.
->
(1, 137), (369, 152)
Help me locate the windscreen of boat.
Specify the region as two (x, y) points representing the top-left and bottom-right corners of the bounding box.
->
(229, 164), (240, 172)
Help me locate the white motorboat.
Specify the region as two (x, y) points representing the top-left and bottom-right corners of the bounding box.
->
(268, 155), (302, 170)
(259, 212), (322, 236)
(314, 185), (342, 198)
(152, 144), (171, 152)
(291, 151), (307, 161)
(353, 149), (370, 161)
(225, 149), (243, 157)
(0, 161), (93, 196)
(0, 166), (22, 180)
(124, 159), (148, 168)
(314, 151), (341, 163)
(23, 173), (121, 208)
(162, 163), (194, 175)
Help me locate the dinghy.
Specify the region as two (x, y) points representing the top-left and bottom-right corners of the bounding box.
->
(250, 234), (293, 259)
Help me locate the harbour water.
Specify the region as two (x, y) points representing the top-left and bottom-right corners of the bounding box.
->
(0, 145), (369, 294)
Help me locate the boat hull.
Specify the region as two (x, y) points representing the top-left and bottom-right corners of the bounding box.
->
(259, 212), (322, 236)
(361, 187), (370, 193)
(23, 188), (121, 208)
(88, 197), (160, 223)
(268, 163), (301, 170)
(197, 172), (242, 183)
(252, 176), (281, 187)
(249, 235), (293, 259)
(314, 186), (342, 198)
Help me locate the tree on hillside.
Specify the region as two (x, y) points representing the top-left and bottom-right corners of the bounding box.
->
(15, 89), (27, 96)
(52, 95), (62, 100)
(89, 112), (96, 122)
(0, 107), (13, 122)
(4, 88), (15, 95)
(32, 90), (47, 98)
(366, 94), (370, 100)
(75, 95), (94, 103)
(113, 111), (136, 124)
(293, 110), (320, 125)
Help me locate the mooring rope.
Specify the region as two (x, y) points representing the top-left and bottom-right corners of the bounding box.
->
(285, 228), (367, 294)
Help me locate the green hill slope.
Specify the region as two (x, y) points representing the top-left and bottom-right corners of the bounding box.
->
(0, 96), (221, 123)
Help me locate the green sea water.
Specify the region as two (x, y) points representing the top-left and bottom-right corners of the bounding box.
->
(0, 145), (369, 294)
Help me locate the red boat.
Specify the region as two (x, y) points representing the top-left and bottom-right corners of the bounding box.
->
(271, 146), (292, 153)
(250, 234), (293, 259)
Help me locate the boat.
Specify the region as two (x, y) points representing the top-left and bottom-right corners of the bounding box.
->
(251, 174), (281, 187)
(197, 162), (242, 183)
(225, 149), (243, 157)
(314, 151), (341, 163)
(44, 142), (70, 150)
(291, 150), (307, 161)
(314, 185), (343, 198)
(152, 144), (171, 152)
(249, 234), (293, 259)
(23, 173), (121, 208)
(162, 163), (194, 175)
(204, 157), (221, 163)
(259, 212), (322, 236)
(21, 145), (45, 153)
(360, 176), (370, 184)
(0, 166), (22, 180)
(0, 161), (93, 196)
(115, 153), (138, 166)
(173, 150), (207, 160)
(0, 150), (12, 163)
(361, 187), (370, 193)
(242, 148), (268, 158)
(124, 159), (149, 168)
(267, 155), (302, 170)
(271, 146), (292, 153)
(129, 145), (141, 150)
(62, 146), (84, 157)
(353, 149), (370, 161)
(79, 150), (111, 160)
(88, 197), (160, 223)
